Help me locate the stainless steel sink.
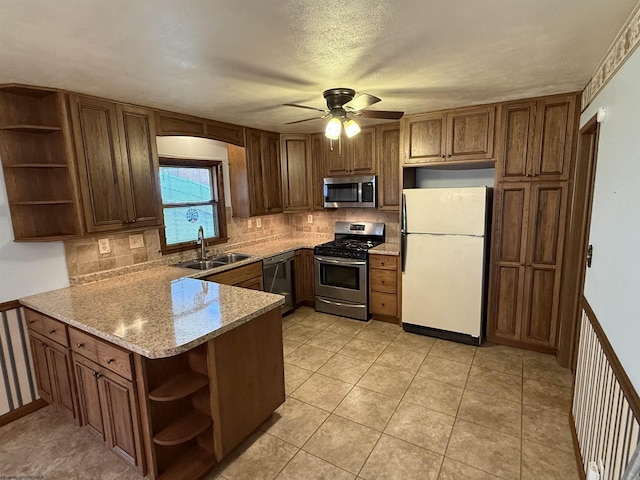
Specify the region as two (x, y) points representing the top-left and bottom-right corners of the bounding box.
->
(211, 253), (253, 264)
(174, 259), (226, 270)
(174, 253), (253, 270)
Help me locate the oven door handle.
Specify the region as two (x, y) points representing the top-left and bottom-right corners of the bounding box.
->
(316, 297), (366, 309)
(314, 256), (366, 266)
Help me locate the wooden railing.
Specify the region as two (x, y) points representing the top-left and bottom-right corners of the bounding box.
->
(0, 300), (44, 426)
(573, 299), (640, 479)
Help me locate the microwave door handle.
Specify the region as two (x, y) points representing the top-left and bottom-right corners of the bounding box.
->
(358, 182), (363, 203)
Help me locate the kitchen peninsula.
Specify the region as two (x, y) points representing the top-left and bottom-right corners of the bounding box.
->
(20, 266), (286, 480)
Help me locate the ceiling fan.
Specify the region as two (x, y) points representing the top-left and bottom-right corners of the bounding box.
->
(284, 88), (404, 139)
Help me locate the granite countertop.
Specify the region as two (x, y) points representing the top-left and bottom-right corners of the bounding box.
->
(20, 266), (284, 359)
(369, 242), (400, 256)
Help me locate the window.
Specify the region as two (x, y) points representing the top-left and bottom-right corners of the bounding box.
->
(158, 158), (227, 253)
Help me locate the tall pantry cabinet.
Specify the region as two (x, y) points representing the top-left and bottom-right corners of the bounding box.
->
(487, 94), (578, 351)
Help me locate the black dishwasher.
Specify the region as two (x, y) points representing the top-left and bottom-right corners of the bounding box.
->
(262, 251), (295, 314)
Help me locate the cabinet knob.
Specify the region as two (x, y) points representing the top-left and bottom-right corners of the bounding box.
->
(29, 320), (36, 324)
(531, 173), (537, 177)
(440, 154), (445, 158)
(95, 373), (103, 379)
(107, 358), (115, 364)
(77, 343), (84, 348)
(48, 329), (56, 334)
(447, 154), (452, 158)
(132, 219), (136, 223)
(381, 303), (385, 307)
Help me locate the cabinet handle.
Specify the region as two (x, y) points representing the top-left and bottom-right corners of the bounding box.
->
(447, 154), (452, 158)
(29, 320), (36, 324)
(107, 358), (115, 364)
(440, 154), (445, 158)
(531, 173), (537, 177)
(48, 329), (56, 334)
(96, 373), (103, 379)
(76, 343), (84, 348)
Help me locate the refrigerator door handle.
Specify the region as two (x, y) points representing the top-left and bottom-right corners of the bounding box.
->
(401, 233), (407, 272)
(401, 193), (407, 234)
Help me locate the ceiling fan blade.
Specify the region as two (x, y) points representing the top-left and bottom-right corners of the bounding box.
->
(284, 116), (325, 125)
(283, 103), (327, 113)
(360, 110), (404, 120)
(343, 93), (381, 112)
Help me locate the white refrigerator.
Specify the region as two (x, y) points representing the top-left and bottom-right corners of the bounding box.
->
(401, 186), (489, 344)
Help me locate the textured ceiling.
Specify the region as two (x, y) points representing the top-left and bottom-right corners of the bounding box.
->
(0, 0), (637, 133)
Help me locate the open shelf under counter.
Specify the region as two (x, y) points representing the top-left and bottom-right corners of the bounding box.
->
(153, 409), (212, 446)
(157, 444), (216, 480)
(149, 370), (209, 402)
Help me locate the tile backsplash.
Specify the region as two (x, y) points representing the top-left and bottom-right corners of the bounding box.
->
(64, 207), (399, 279)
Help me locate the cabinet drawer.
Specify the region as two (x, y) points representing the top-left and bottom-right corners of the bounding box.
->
(26, 309), (69, 347)
(70, 328), (99, 363)
(236, 277), (263, 290)
(370, 269), (397, 294)
(370, 292), (397, 317)
(70, 327), (133, 380)
(96, 341), (133, 381)
(204, 261), (262, 286)
(369, 255), (397, 270)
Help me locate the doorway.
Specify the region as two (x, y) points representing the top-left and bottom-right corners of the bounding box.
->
(556, 114), (600, 369)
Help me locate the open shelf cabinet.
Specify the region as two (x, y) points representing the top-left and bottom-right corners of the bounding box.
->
(0, 84), (83, 241)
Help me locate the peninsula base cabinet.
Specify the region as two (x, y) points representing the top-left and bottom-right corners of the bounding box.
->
(25, 306), (284, 480)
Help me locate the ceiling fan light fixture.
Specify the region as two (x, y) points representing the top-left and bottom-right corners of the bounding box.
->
(343, 118), (361, 138)
(325, 117), (342, 140)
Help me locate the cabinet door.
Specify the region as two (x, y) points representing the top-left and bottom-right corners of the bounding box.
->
(116, 105), (162, 228)
(73, 357), (105, 440)
(29, 336), (53, 404)
(521, 182), (568, 347)
(487, 184), (530, 343)
(402, 112), (446, 164)
(246, 129), (267, 215)
(446, 106), (495, 162)
(47, 342), (76, 419)
(496, 102), (536, 181)
(376, 123), (400, 210)
(325, 138), (350, 175)
(295, 249), (315, 304)
(531, 96), (577, 181)
(310, 133), (326, 210)
(280, 135), (313, 212)
(262, 132), (283, 213)
(71, 95), (128, 232)
(99, 372), (142, 468)
(349, 127), (376, 175)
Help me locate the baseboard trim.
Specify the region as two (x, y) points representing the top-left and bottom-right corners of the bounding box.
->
(570, 412), (587, 480)
(0, 398), (48, 428)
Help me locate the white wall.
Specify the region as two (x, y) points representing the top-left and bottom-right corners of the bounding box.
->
(416, 167), (495, 188)
(156, 136), (232, 207)
(0, 163), (69, 303)
(580, 47), (640, 391)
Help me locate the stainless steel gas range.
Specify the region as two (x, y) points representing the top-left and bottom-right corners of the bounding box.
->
(314, 221), (385, 321)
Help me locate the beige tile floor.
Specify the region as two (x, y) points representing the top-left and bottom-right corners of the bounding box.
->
(0, 306), (579, 480)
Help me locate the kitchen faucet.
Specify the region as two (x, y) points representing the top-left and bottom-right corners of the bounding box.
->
(197, 225), (206, 260)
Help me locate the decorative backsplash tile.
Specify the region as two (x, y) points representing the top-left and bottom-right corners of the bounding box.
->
(582, 2), (640, 110)
(64, 206), (400, 281)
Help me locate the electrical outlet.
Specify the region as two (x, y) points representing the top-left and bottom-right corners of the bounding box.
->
(256, 218), (262, 228)
(247, 219), (252, 228)
(98, 238), (111, 254)
(129, 234), (144, 249)
(307, 214), (313, 224)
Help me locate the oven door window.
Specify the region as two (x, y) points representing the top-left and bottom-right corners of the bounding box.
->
(326, 183), (358, 203)
(320, 263), (360, 290)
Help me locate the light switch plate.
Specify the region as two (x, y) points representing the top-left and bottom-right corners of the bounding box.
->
(247, 219), (252, 228)
(98, 238), (111, 254)
(256, 218), (262, 228)
(307, 214), (313, 224)
(129, 234), (144, 249)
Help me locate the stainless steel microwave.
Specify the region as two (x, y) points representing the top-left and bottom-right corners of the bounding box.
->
(323, 175), (377, 208)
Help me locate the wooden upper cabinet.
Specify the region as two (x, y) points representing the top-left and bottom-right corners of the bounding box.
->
(402, 106), (495, 165)
(310, 133), (326, 210)
(227, 129), (282, 217)
(324, 127), (376, 176)
(496, 94), (577, 182)
(262, 132), (283, 213)
(445, 106), (495, 161)
(376, 123), (400, 210)
(402, 112), (446, 164)
(70, 95), (162, 233)
(531, 95), (576, 181)
(280, 134), (312, 212)
(496, 101), (536, 181)
(154, 110), (245, 147)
